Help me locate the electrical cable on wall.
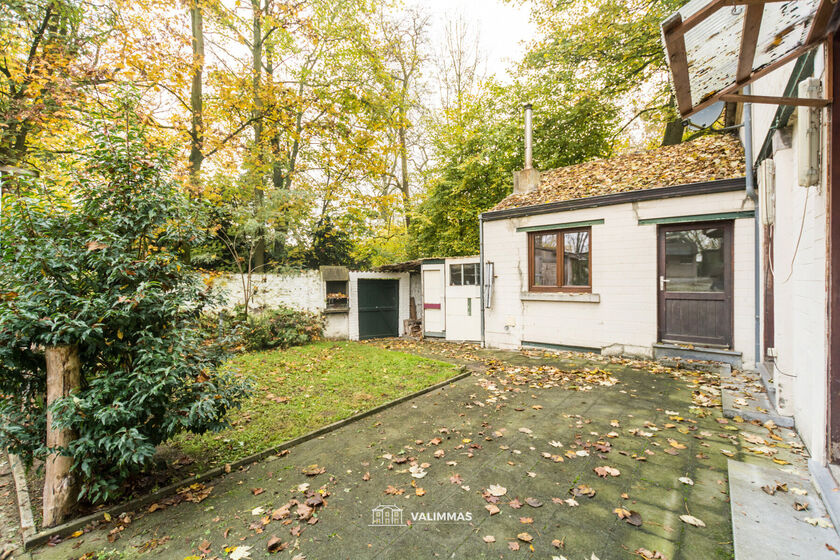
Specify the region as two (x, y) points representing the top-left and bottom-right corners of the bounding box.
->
(768, 186), (810, 284)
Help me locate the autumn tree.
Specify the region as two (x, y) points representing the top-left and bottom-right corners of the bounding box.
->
(0, 1), (115, 166)
(516, 0), (686, 147)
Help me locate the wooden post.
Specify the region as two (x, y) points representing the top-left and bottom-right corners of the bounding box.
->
(42, 345), (80, 527)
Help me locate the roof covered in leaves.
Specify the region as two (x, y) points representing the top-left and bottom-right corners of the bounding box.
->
(490, 134), (745, 212)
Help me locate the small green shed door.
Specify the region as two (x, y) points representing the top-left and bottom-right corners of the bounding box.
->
(358, 279), (399, 339)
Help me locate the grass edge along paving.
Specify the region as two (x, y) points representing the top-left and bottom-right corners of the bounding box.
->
(164, 340), (460, 472)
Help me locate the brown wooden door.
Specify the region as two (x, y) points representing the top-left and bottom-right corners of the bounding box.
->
(657, 221), (734, 347)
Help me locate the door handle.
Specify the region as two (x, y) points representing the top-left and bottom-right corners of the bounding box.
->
(659, 276), (671, 291)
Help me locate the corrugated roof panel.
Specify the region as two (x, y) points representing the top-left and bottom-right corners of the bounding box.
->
(753, 0), (818, 71)
(682, 4), (743, 105)
(663, 0), (823, 114)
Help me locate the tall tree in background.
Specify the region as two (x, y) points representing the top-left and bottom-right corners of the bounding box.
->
(375, 7), (428, 228)
(0, 1), (112, 166)
(520, 0), (685, 147)
(411, 13), (617, 258)
(189, 0), (205, 188)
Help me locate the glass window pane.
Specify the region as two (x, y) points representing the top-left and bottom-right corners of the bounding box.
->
(563, 231), (590, 286)
(664, 228), (725, 292)
(463, 264), (477, 285)
(533, 234), (557, 286)
(449, 264), (462, 285)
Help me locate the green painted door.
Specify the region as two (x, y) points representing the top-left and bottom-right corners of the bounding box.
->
(358, 279), (399, 339)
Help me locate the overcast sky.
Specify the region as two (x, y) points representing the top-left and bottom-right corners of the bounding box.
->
(418, 0), (536, 81)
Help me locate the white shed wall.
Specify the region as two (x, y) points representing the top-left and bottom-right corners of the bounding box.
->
(482, 189), (756, 363)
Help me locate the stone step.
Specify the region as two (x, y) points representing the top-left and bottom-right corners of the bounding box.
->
(653, 342), (742, 367)
(720, 367), (794, 428)
(729, 459), (840, 559)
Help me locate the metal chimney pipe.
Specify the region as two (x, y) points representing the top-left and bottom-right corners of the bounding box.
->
(523, 103), (533, 170)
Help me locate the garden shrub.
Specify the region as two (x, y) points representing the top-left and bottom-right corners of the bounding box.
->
(200, 305), (323, 352)
(242, 306), (324, 351)
(0, 93), (249, 503)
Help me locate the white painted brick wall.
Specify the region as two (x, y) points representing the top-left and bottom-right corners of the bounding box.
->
(750, 47), (830, 464)
(483, 190), (756, 362)
(211, 271), (325, 312)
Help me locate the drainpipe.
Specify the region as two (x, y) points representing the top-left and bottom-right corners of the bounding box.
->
(479, 213), (486, 348)
(743, 85), (761, 368)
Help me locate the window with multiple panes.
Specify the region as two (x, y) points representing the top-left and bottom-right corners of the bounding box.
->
(528, 227), (591, 292)
(450, 263), (480, 286)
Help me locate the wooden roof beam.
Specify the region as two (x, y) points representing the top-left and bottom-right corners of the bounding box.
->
(737, 4), (764, 84)
(806, 0), (834, 44)
(663, 14), (695, 117)
(720, 93), (831, 106)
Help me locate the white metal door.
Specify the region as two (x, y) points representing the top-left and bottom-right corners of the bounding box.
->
(422, 267), (445, 336)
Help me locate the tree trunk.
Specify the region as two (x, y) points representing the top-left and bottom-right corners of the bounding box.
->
(251, 0), (266, 273)
(43, 345), (80, 527)
(398, 107), (410, 228)
(661, 118), (685, 146)
(661, 95), (685, 146)
(188, 1), (205, 189)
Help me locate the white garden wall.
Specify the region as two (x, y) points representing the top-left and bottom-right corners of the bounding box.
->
(212, 271), (325, 312)
(209, 270), (411, 342)
(482, 189), (756, 364)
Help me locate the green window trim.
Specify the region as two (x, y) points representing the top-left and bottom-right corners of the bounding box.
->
(516, 219), (605, 233)
(637, 210), (754, 225)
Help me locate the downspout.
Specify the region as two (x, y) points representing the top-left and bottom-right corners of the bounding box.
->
(479, 213), (486, 348)
(744, 84), (761, 367)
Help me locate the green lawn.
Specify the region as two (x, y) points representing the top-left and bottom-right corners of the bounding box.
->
(166, 341), (460, 472)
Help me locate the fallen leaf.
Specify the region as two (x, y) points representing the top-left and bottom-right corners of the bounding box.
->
(520, 517), (533, 524)
(678, 477), (694, 486)
(229, 546), (253, 560)
(267, 536), (287, 553)
(517, 532), (533, 543)
(508, 541), (520, 551)
(679, 515), (706, 528)
(804, 517), (834, 528)
(483, 535), (496, 543)
(525, 497), (543, 508)
(485, 504), (500, 515)
(302, 465), (326, 476)
(594, 466), (620, 478)
(415, 488), (426, 497)
(488, 484), (507, 497)
(635, 548), (668, 559)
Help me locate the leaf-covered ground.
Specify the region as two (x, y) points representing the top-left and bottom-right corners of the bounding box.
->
(163, 341), (461, 473)
(33, 340), (809, 560)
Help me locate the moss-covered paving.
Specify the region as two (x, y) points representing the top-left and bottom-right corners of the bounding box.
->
(33, 340), (808, 560)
